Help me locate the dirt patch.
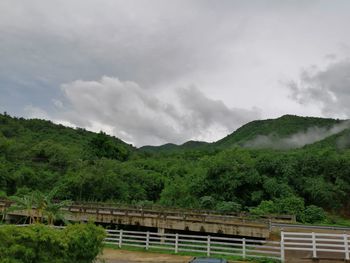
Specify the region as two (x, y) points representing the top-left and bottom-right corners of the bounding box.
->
(100, 248), (192, 263)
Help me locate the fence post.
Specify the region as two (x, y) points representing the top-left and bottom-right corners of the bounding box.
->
(312, 232), (317, 259)
(344, 234), (349, 261)
(118, 229), (123, 248)
(207, 235), (211, 256)
(146, 231), (150, 250)
(175, 233), (179, 254)
(280, 231), (285, 263)
(242, 238), (246, 259)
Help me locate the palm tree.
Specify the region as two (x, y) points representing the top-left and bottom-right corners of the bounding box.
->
(33, 191), (46, 223)
(44, 199), (72, 225)
(36, 188), (72, 225)
(8, 188), (72, 225)
(8, 193), (36, 224)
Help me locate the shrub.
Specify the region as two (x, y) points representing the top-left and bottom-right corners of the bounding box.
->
(199, 196), (215, 209)
(64, 223), (106, 263)
(0, 223), (106, 263)
(216, 201), (242, 214)
(250, 200), (277, 215)
(302, 205), (326, 224)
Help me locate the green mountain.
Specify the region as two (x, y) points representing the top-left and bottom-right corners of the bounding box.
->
(0, 113), (134, 161)
(304, 128), (350, 150)
(2, 112), (350, 221)
(139, 141), (209, 153)
(140, 115), (346, 152)
(214, 115), (344, 148)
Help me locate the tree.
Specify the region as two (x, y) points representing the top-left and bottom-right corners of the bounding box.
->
(87, 131), (129, 161)
(8, 188), (72, 225)
(8, 193), (36, 224)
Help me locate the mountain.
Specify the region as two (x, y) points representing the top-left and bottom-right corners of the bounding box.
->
(304, 128), (350, 150)
(213, 115), (345, 149)
(139, 141), (209, 153)
(2, 112), (350, 219)
(140, 115), (346, 152)
(0, 113), (134, 161)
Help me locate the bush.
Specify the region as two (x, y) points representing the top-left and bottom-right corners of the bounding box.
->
(64, 223), (106, 263)
(302, 205), (326, 224)
(250, 200), (277, 215)
(0, 223), (106, 263)
(200, 196), (215, 209)
(250, 196), (305, 219)
(275, 196), (305, 219)
(216, 201), (242, 213)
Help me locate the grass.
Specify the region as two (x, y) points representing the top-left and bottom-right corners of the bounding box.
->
(103, 243), (280, 263)
(322, 215), (350, 227)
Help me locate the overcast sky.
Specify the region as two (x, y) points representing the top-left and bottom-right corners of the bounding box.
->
(1, 0), (350, 146)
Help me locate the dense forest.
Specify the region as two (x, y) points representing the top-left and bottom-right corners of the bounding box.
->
(1, 113), (350, 224)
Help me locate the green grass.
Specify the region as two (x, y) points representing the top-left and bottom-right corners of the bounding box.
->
(321, 215), (350, 227)
(103, 243), (280, 263)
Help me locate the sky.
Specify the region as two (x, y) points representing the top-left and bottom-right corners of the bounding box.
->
(1, 0), (350, 146)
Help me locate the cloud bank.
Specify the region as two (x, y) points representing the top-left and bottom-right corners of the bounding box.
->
(52, 76), (260, 146)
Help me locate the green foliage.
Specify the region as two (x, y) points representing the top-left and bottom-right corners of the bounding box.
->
(251, 196), (305, 219)
(87, 131), (130, 161)
(215, 201), (242, 213)
(7, 189), (71, 225)
(250, 200), (277, 215)
(275, 196), (305, 218)
(0, 223), (105, 263)
(302, 205), (326, 224)
(1, 113), (350, 222)
(200, 196), (216, 209)
(214, 115), (342, 148)
(64, 223), (106, 263)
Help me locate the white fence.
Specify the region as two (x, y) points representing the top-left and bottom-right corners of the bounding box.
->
(10, 225), (350, 262)
(281, 232), (350, 262)
(104, 229), (281, 260)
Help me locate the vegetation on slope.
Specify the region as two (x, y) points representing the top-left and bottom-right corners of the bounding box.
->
(214, 115), (343, 148)
(140, 140), (209, 153)
(1, 113), (350, 225)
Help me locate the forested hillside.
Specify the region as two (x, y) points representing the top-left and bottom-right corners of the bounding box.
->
(214, 115), (344, 148)
(1, 113), (350, 224)
(140, 141), (209, 153)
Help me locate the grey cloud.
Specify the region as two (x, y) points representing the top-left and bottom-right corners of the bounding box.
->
(244, 121), (350, 149)
(1, 0), (245, 121)
(288, 58), (350, 118)
(177, 86), (260, 132)
(54, 76), (259, 146)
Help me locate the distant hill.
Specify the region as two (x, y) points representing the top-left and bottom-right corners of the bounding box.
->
(140, 115), (347, 152)
(0, 113), (134, 161)
(213, 115), (345, 149)
(139, 141), (209, 153)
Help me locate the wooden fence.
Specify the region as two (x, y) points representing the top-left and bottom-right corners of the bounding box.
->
(104, 229), (281, 260)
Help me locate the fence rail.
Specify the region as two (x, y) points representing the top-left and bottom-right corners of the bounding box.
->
(281, 231), (350, 262)
(104, 229), (281, 260)
(8, 224), (350, 262)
